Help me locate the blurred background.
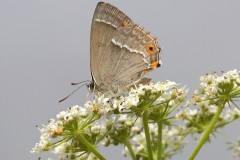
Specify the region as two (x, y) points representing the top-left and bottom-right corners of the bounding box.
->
(1, 0), (239, 159)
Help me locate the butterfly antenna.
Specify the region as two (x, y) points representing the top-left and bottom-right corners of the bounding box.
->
(59, 83), (87, 103)
(71, 80), (91, 85)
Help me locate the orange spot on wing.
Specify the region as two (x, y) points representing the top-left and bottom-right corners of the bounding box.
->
(151, 61), (160, 68)
(146, 42), (158, 54)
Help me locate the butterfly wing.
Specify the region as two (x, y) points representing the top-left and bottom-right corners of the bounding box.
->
(90, 2), (161, 95)
(90, 2), (132, 87)
(100, 23), (161, 93)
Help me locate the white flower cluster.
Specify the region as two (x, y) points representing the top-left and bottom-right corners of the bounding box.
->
(123, 124), (187, 159)
(177, 104), (240, 127)
(30, 119), (56, 153)
(193, 69), (240, 104)
(31, 81), (187, 159)
(85, 81), (186, 115)
(101, 114), (140, 146)
(31, 105), (91, 154)
(57, 105), (89, 120)
(177, 69), (240, 134)
(230, 138), (240, 158)
(220, 108), (240, 122)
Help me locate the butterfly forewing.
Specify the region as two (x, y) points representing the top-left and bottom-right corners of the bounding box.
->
(90, 2), (132, 85)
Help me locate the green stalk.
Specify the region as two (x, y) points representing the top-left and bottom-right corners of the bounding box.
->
(188, 104), (225, 160)
(142, 111), (153, 160)
(157, 120), (163, 160)
(77, 133), (106, 160)
(125, 137), (137, 160)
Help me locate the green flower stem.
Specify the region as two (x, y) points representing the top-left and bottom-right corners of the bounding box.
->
(77, 133), (106, 160)
(188, 104), (225, 160)
(142, 111), (153, 160)
(50, 137), (71, 149)
(183, 116), (203, 130)
(81, 113), (98, 128)
(125, 137), (137, 160)
(157, 120), (163, 160)
(217, 119), (239, 128)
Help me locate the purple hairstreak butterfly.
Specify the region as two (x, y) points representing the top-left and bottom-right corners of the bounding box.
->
(88, 2), (161, 97)
(59, 2), (161, 102)
(89, 2), (161, 95)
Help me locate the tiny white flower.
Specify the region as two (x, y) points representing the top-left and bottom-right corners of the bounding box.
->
(118, 114), (128, 123)
(69, 109), (79, 118)
(112, 97), (124, 109)
(135, 144), (145, 153)
(161, 92), (171, 101)
(91, 123), (101, 135)
(152, 82), (165, 92)
(53, 142), (67, 154)
(131, 125), (142, 134)
(233, 108), (240, 116)
(224, 69), (239, 79)
(124, 119), (134, 127)
(64, 113), (73, 121)
(168, 99), (175, 107)
(167, 127), (178, 136)
(221, 112), (232, 121)
(188, 109), (198, 117)
(176, 110), (185, 120)
(136, 84), (147, 95)
(31, 133), (50, 153)
(115, 123), (124, 130)
(84, 101), (93, 109)
(56, 111), (67, 120)
(200, 73), (216, 85)
(101, 138), (110, 146)
(215, 76), (225, 84)
(79, 107), (88, 117)
(122, 94), (139, 109)
(208, 105), (218, 114)
(236, 78), (240, 85)
(149, 124), (158, 135)
(131, 118), (143, 134)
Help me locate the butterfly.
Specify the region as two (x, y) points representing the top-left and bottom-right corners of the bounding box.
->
(88, 2), (161, 97)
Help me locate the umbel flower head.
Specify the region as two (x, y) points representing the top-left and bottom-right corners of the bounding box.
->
(192, 69), (240, 107)
(31, 70), (240, 160)
(229, 137), (240, 158)
(31, 81), (187, 160)
(85, 81), (187, 117)
(177, 69), (240, 136)
(122, 124), (187, 159)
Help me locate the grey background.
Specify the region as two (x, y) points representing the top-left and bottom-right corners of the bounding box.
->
(1, 0), (240, 159)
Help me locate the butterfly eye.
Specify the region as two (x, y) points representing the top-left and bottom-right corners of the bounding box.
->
(146, 43), (157, 54)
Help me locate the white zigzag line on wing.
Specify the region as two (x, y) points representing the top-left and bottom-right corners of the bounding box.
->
(94, 19), (118, 28)
(111, 39), (145, 55)
(111, 39), (149, 65)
